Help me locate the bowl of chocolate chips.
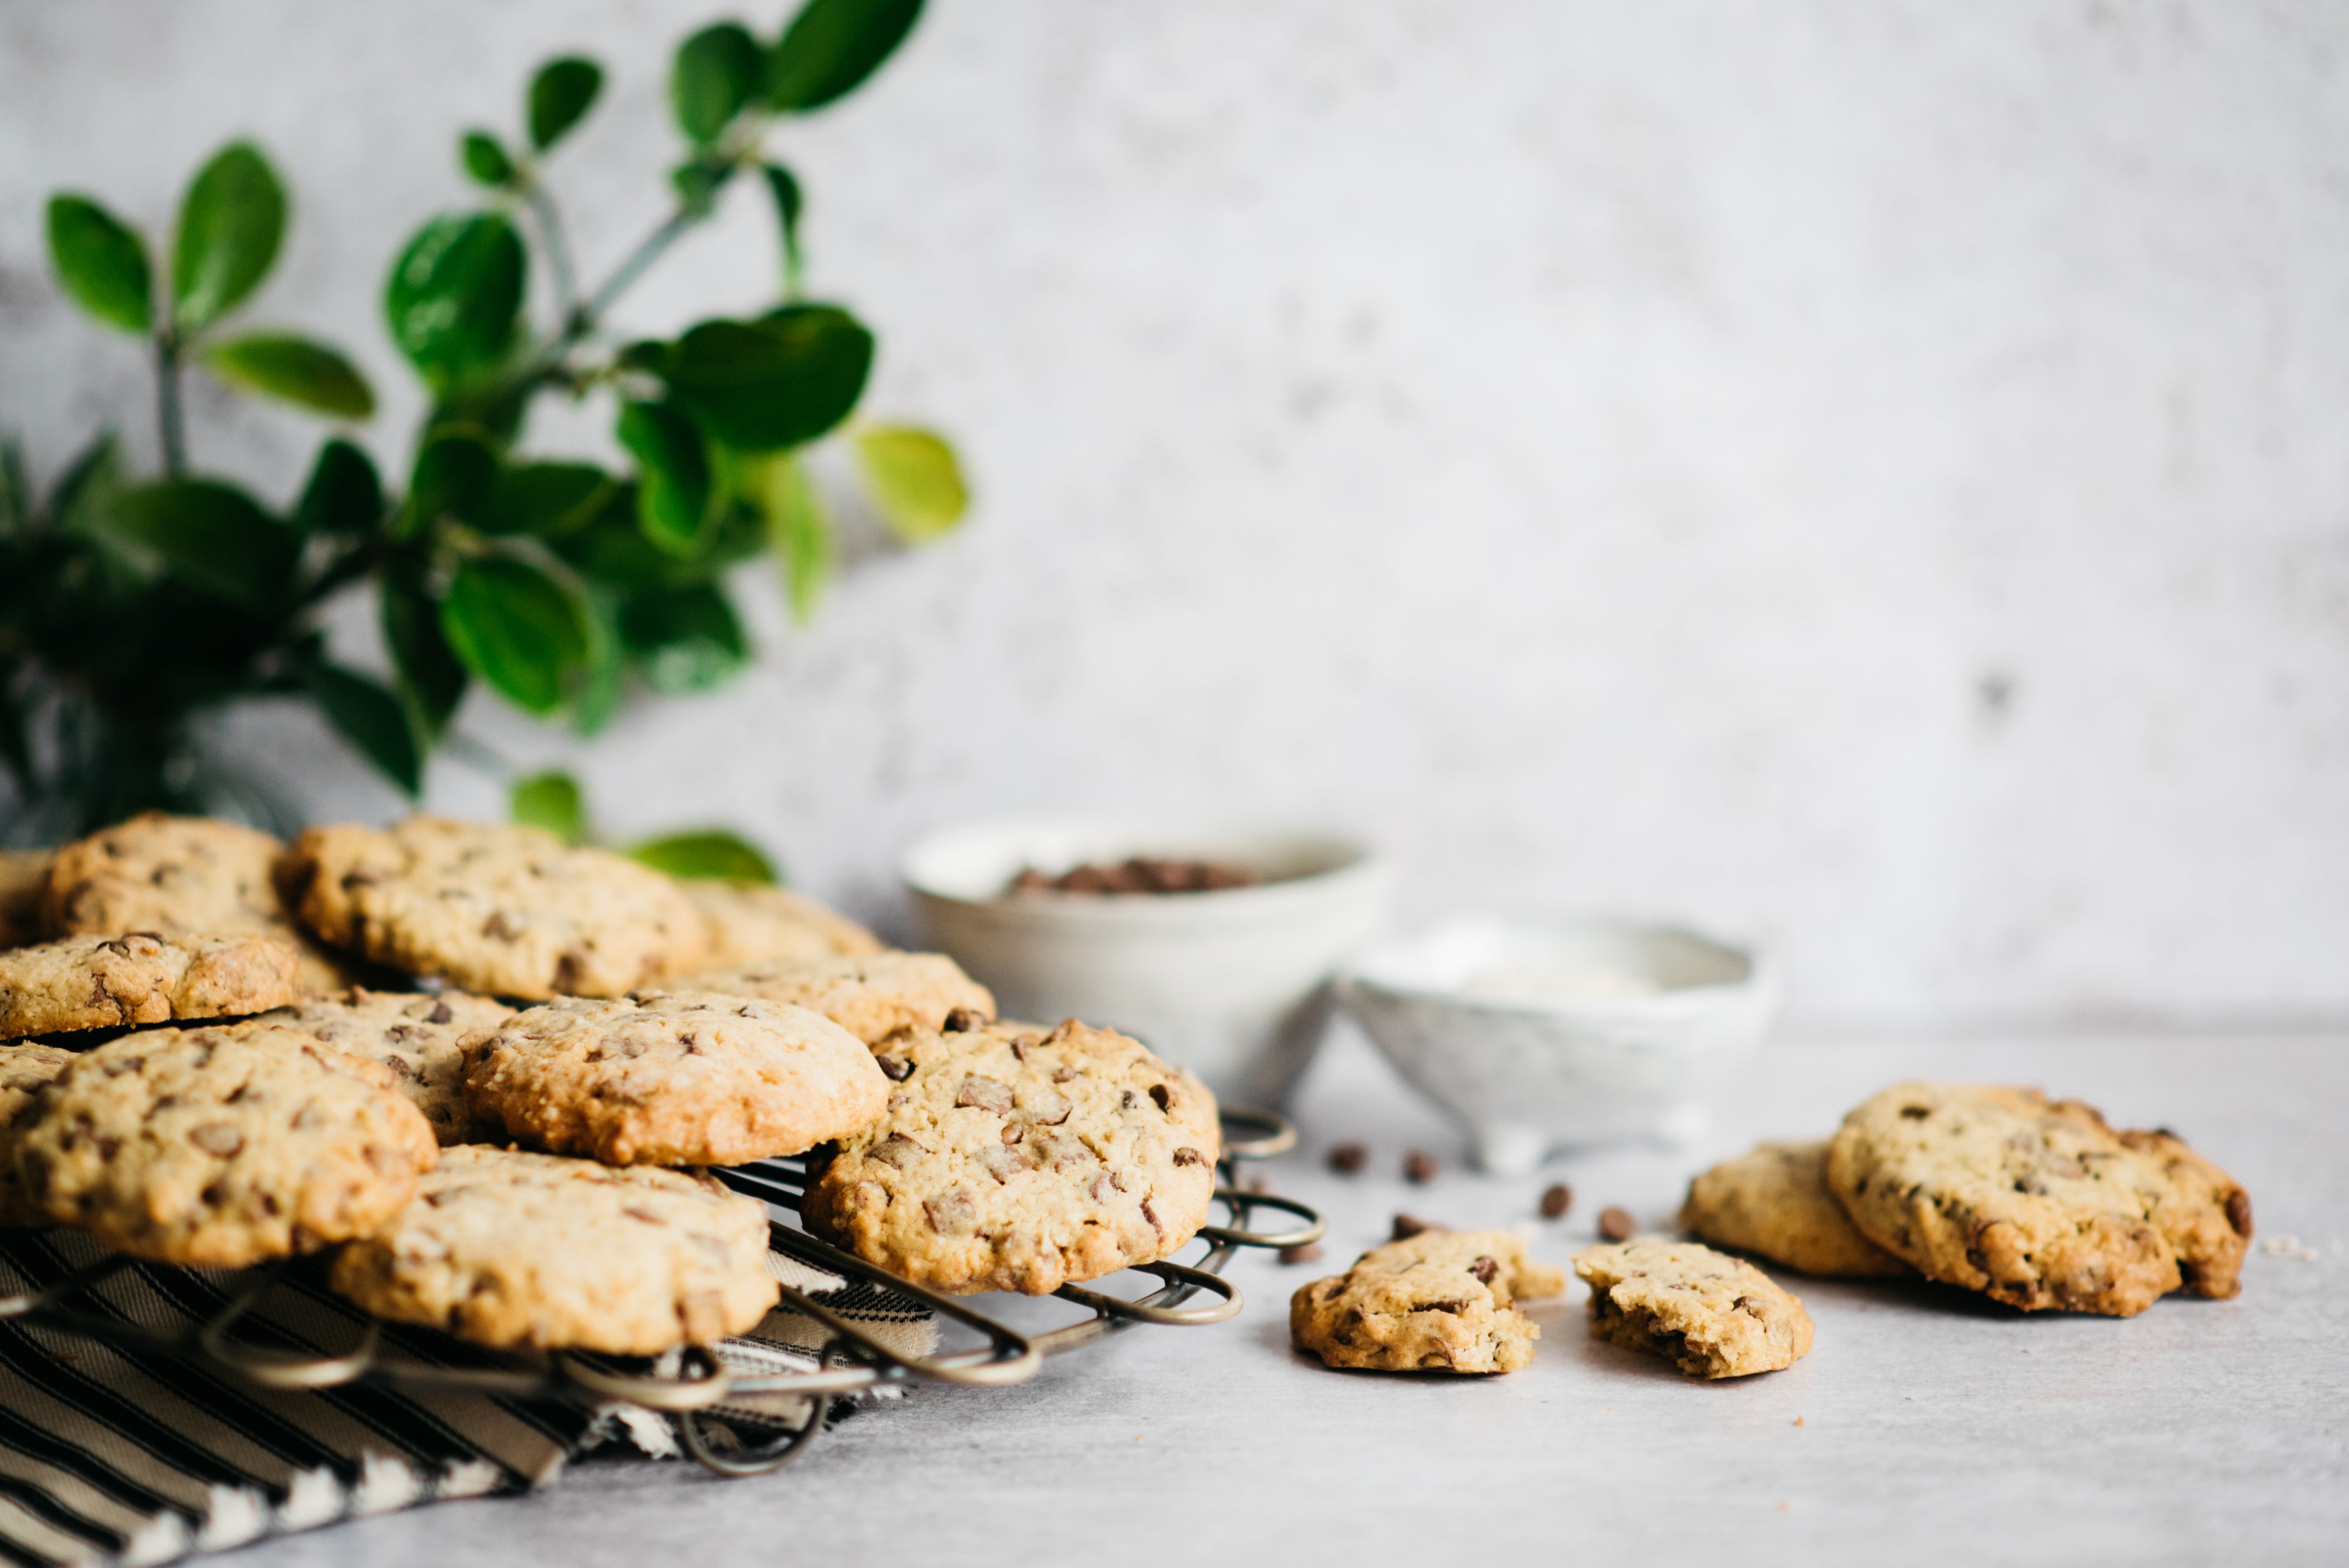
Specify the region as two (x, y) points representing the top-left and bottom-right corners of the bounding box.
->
(900, 820), (1389, 1108)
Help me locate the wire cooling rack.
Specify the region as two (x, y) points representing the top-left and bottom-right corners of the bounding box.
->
(0, 1107), (1323, 1478)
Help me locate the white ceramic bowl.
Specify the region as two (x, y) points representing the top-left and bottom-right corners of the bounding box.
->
(900, 819), (1391, 1109)
(1338, 915), (1778, 1175)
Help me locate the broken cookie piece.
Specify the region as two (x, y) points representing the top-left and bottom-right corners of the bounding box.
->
(1290, 1228), (1565, 1374)
(1573, 1238), (1813, 1380)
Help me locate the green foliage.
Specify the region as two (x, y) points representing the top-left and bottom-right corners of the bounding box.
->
(12, 0), (962, 840)
(628, 830), (776, 883)
(510, 770), (587, 842)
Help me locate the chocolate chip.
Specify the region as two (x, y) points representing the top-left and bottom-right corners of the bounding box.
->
(188, 1123), (243, 1157)
(1277, 1243), (1324, 1266)
(1899, 1104), (1930, 1120)
(956, 1075), (1015, 1114)
(870, 1134), (928, 1170)
(1402, 1150), (1438, 1184)
(1171, 1146), (1206, 1166)
(942, 1007), (978, 1033)
(1392, 1213), (1444, 1241)
(876, 1054), (913, 1081)
(2225, 1187), (2254, 1237)
(1411, 1299), (1469, 1314)
(1326, 1142), (1366, 1175)
(426, 999), (453, 1025)
(1052, 1066), (1078, 1083)
(1149, 1083), (1172, 1113)
(1597, 1206), (1636, 1241)
(1470, 1255), (1498, 1284)
(1000, 1121), (1022, 1145)
(1540, 1183), (1573, 1219)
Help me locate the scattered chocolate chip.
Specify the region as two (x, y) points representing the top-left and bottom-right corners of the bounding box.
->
(1327, 1142), (1367, 1175)
(941, 1007), (978, 1033)
(1402, 1150), (1438, 1184)
(875, 1054), (913, 1082)
(1470, 1255), (1499, 1284)
(1392, 1213), (1445, 1241)
(1540, 1183), (1572, 1219)
(1278, 1243), (1324, 1266)
(1597, 1206), (1636, 1241)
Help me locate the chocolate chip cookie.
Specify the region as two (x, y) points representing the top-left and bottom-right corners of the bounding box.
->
(803, 1018), (1219, 1295)
(13, 1022), (438, 1265)
(669, 951), (995, 1047)
(1290, 1230), (1565, 1373)
(1574, 1238), (1814, 1379)
(328, 1145), (780, 1354)
(257, 988), (514, 1145)
(682, 881), (885, 968)
(461, 990), (888, 1166)
(0, 931), (302, 1039)
(286, 817), (710, 1000)
(0, 1044), (74, 1225)
(0, 852), (48, 949)
(1680, 1139), (1912, 1278)
(1825, 1082), (2252, 1315)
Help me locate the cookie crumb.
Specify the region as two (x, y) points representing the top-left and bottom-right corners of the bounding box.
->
(1327, 1142), (1366, 1175)
(1540, 1183), (1572, 1219)
(1791, 1416), (1804, 1427)
(1402, 1150), (1438, 1184)
(1278, 1242), (1324, 1265)
(2260, 1235), (2319, 1261)
(1597, 1206), (1636, 1241)
(1392, 1213), (1445, 1241)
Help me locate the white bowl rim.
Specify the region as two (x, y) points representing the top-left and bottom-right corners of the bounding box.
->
(1341, 913), (1775, 1020)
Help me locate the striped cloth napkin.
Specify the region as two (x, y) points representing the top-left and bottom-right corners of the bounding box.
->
(0, 1228), (934, 1567)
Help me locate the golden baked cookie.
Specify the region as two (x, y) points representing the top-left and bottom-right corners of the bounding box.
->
(286, 816), (710, 1000)
(0, 1044), (74, 1225)
(1825, 1082), (2252, 1316)
(669, 951), (994, 1048)
(13, 1022), (438, 1266)
(256, 988), (515, 1145)
(328, 1146), (780, 1354)
(1574, 1238), (1814, 1379)
(0, 931), (302, 1040)
(803, 1017), (1219, 1295)
(461, 990), (888, 1165)
(682, 880), (885, 967)
(1290, 1229), (1565, 1373)
(40, 812), (355, 996)
(0, 852), (49, 949)
(1680, 1139), (1911, 1278)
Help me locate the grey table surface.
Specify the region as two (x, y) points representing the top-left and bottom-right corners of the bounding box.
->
(220, 1025), (2348, 1567)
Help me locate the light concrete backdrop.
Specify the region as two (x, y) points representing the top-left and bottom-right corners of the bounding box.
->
(2, 1), (2345, 1030)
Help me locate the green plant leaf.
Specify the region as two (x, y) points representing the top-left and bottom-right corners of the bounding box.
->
(854, 425), (967, 542)
(304, 663), (421, 795)
(479, 463), (613, 537)
(406, 430), (498, 532)
(108, 479), (295, 610)
(438, 557), (586, 715)
(743, 450), (830, 623)
(173, 143), (286, 332)
(572, 585), (626, 736)
(660, 306), (873, 451)
(669, 159), (733, 218)
(380, 567), (467, 737)
(0, 436), (28, 538)
(766, 0), (924, 113)
(615, 401), (711, 554)
(617, 582), (747, 692)
(673, 21), (764, 144)
(292, 438), (382, 535)
(510, 769), (586, 842)
(201, 333), (376, 419)
(761, 164), (804, 291)
(461, 131), (517, 187)
(45, 196), (152, 335)
(48, 433), (125, 537)
(384, 212), (525, 390)
(529, 56), (604, 150)
(627, 830), (776, 884)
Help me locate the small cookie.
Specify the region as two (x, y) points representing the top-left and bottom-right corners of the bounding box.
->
(13, 1022), (438, 1266)
(0, 1044), (75, 1225)
(1680, 1140), (1912, 1278)
(1574, 1238), (1814, 1379)
(803, 1018), (1219, 1295)
(669, 952), (995, 1048)
(0, 931), (302, 1040)
(40, 812), (354, 996)
(256, 988), (515, 1145)
(1825, 1082), (2252, 1315)
(0, 852), (50, 949)
(461, 991), (887, 1165)
(328, 1145), (779, 1354)
(682, 880), (885, 967)
(286, 817), (710, 1001)
(1290, 1230), (1565, 1373)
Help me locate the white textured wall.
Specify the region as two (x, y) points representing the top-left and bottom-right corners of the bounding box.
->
(2, 1), (2345, 1028)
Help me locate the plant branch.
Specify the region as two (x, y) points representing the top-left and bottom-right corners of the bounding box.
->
(524, 180), (579, 324)
(155, 333), (187, 476)
(582, 207), (701, 336)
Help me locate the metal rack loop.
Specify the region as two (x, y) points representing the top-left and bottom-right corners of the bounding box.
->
(1053, 1257), (1241, 1328)
(1199, 1189), (1325, 1250)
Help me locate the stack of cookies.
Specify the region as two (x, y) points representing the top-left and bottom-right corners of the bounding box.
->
(0, 812), (1223, 1359)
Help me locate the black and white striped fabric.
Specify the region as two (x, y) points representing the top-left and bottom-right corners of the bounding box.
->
(0, 1230), (932, 1567)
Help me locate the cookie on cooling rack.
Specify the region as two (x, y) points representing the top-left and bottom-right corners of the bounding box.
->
(0, 931), (302, 1039)
(681, 880), (885, 968)
(13, 1022), (437, 1266)
(1680, 1139), (1912, 1279)
(329, 1145), (780, 1354)
(1574, 1238), (1814, 1379)
(802, 1016), (1221, 1296)
(40, 812), (357, 996)
(0, 1044), (74, 1225)
(461, 990), (888, 1165)
(257, 987), (514, 1145)
(284, 816), (710, 1000)
(667, 951), (995, 1048)
(1290, 1229), (1565, 1374)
